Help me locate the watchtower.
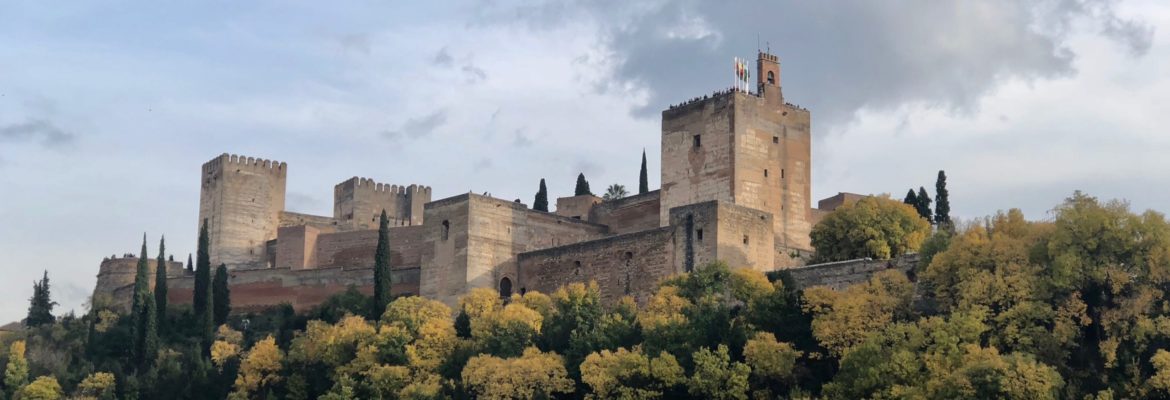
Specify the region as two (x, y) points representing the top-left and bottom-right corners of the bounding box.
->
(659, 51), (813, 253)
(198, 153), (287, 269)
(333, 177), (431, 230)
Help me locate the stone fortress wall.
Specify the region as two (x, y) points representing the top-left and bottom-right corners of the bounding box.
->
(94, 51), (900, 314)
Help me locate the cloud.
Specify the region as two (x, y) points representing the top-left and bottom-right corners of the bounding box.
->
(383, 109), (449, 141)
(335, 33), (371, 55)
(473, 0), (1153, 127)
(433, 47), (454, 67)
(0, 119), (74, 148)
(462, 64), (488, 83)
(512, 129), (533, 147)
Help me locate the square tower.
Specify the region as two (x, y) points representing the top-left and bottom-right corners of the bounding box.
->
(198, 154), (287, 269)
(659, 52), (812, 253)
(333, 177), (431, 230)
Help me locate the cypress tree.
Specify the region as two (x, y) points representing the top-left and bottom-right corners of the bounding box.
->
(903, 189), (918, 207)
(373, 210), (393, 319)
(194, 222), (211, 320)
(25, 271), (55, 327)
(916, 186), (933, 221)
(131, 235), (157, 367)
(212, 264), (230, 325)
(186, 253), (193, 273)
(935, 170), (951, 226)
(639, 149), (649, 194)
(574, 173), (592, 196)
(140, 289), (158, 368)
(533, 179), (549, 212)
(154, 237), (168, 330)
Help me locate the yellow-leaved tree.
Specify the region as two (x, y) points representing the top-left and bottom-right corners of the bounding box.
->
(230, 336), (284, 399)
(462, 347), (575, 400)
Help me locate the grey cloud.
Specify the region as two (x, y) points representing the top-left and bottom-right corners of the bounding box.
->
(336, 33), (371, 55)
(383, 109), (448, 141)
(0, 119), (75, 148)
(512, 129), (533, 147)
(574, 159), (603, 178)
(286, 192), (323, 213)
(462, 64), (488, 83)
(473, 0), (1152, 128)
(473, 158), (493, 170)
(434, 47), (454, 67)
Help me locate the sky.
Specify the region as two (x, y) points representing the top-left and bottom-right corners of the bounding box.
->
(0, 0), (1166, 323)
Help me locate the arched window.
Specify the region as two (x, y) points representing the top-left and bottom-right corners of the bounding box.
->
(767, 71), (775, 84)
(441, 220), (450, 241)
(499, 277), (513, 298)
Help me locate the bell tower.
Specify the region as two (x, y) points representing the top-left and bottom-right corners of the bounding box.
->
(757, 51), (782, 106)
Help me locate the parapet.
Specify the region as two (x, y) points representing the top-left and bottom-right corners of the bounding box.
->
(203, 153), (288, 177)
(336, 177), (432, 197)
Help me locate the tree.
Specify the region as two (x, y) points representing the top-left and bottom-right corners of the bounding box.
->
(934, 170), (951, 226)
(213, 264), (231, 325)
(801, 270), (914, 356)
(903, 188), (918, 208)
(194, 222), (211, 318)
(186, 253), (193, 273)
(603, 184), (628, 201)
(194, 221), (214, 345)
(575, 173), (592, 196)
(155, 237), (168, 329)
(5, 341), (28, 398)
(131, 235), (158, 367)
(75, 372), (116, 400)
(809, 195), (932, 262)
(687, 345), (750, 400)
(916, 186), (932, 221)
(373, 210), (392, 318)
(462, 347), (575, 400)
(231, 336), (284, 399)
(580, 347), (683, 399)
(743, 332), (801, 397)
(16, 376), (62, 400)
(25, 271), (55, 327)
(533, 179), (549, 212)
(639, 149), (649, 194)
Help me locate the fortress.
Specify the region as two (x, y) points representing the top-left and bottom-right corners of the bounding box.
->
(93, 52), (883, 312)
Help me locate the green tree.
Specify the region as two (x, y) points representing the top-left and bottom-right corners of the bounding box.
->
(916, 186), (932, 221)
(603, 184), (628, 201)
(575, 173), (592, 196)
(194, 221), (211, 321)
(935, 170), (951, 226)
(639, 149), (649, 194)
(373, 209), (392, 318)
(533, 179), (549, 212)
(903, 188), (918, 208)
(154, 237), (168, 330)
(687, 345), (750, 400)
(186, 253), (193, 273)
(810, 195), (931, 262)
(131, 235), (158, 367)
(75, 372), (116, 400)
(25, 271), (55, 327)
(213, 264), (231, 325)
(4, 341), (29, 398)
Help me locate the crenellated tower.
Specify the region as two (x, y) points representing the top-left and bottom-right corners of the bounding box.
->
(660, 51), (812, 256)
(334, 177), (432, 230)
(198, 153), (287, 269)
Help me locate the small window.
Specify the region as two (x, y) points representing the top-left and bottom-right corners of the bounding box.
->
(696, 229), (704, 241)
(772, 136), (779, 144)
(441, 220), (450, 241)
(781, 169), (785, 179)
(574, 261), (582, 276)
(764, 169), (769, 177)
(693, 134), (701, 148)
(743, 235), (750, 245)
(624, 251), (633, 260)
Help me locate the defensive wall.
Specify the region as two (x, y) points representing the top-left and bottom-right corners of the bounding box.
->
(780, 254), (919, 290)
(93, 256), (192, 312)
(334, 177), (431, 230)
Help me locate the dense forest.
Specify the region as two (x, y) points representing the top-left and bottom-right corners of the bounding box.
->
(6, 191), (1170, 399)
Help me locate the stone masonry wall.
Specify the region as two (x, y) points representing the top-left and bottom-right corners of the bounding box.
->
(334, 177), (431, 230)
(782, 255), (919, 290)
(660, 93), (736, 228)
(517, 228), (675, 304)
(588, 190), (661, 235)
(94, 257), (190, 312)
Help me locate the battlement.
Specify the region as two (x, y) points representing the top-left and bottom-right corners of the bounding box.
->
(203, 153), (287, 177)
(758, 51), (778, 63)
(339, 177), (432, 197)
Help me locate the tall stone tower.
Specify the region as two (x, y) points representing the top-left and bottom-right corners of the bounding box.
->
(333, 177), (431, 230)
(198, 154), (287, 269)
(659, 51), (812, 254)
